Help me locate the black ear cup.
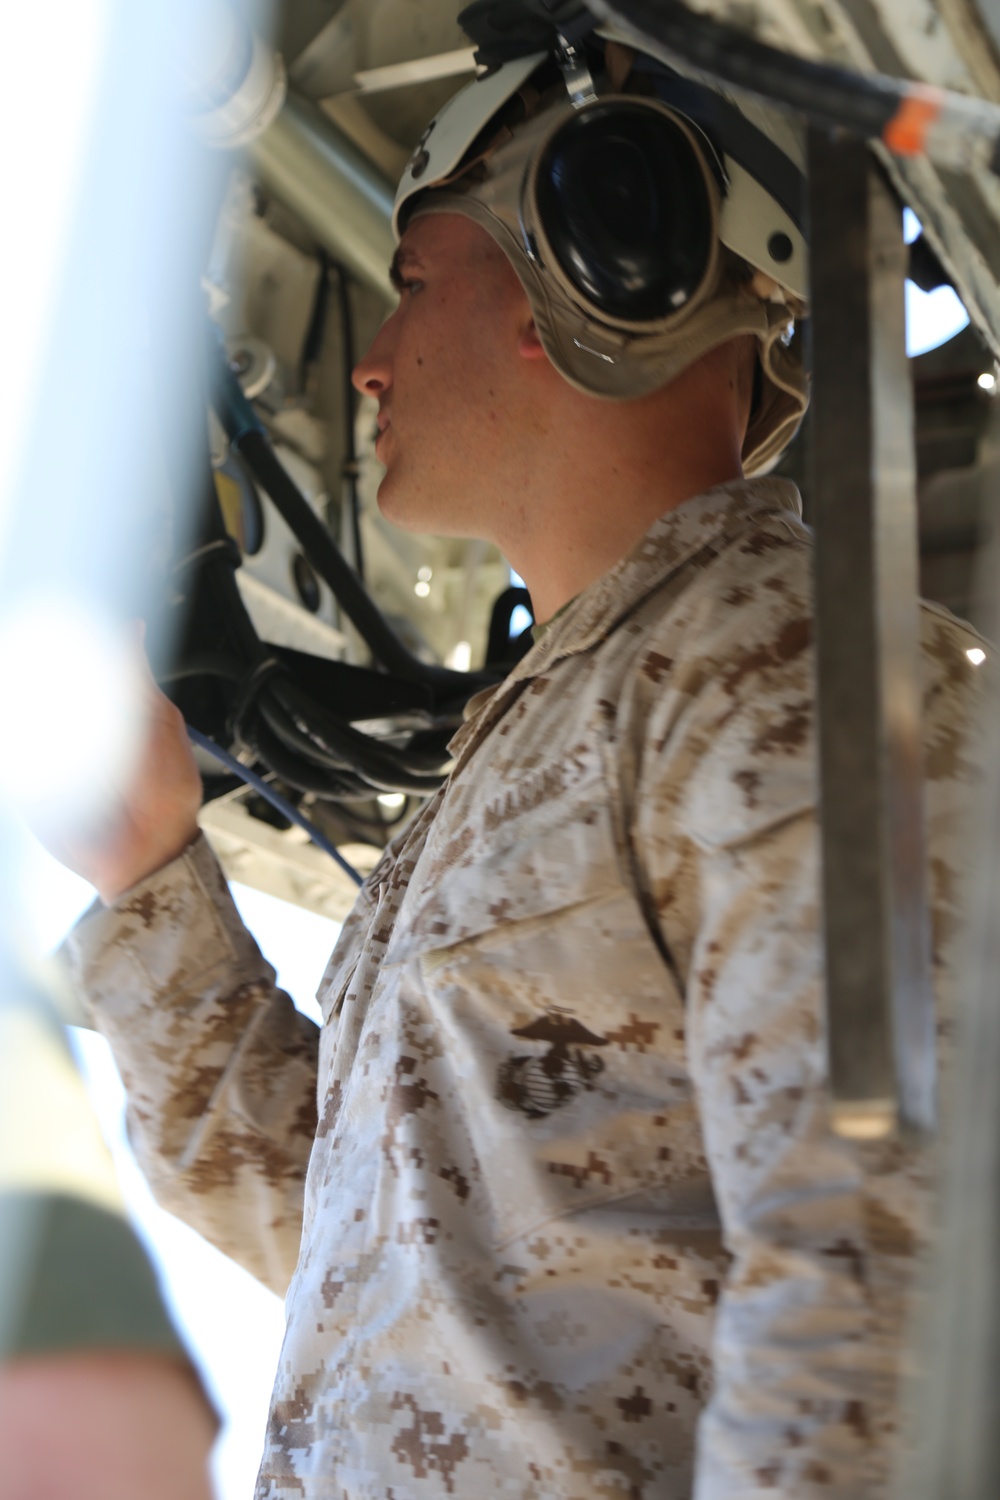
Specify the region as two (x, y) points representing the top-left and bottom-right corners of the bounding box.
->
(534, 101), (714, 324)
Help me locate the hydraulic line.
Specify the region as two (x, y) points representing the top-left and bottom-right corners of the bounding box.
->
(583, 0), (1000, 177)
(188, 724), (365, 885)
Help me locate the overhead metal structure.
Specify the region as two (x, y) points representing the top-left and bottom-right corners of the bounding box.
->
(249, 91), (396, 302)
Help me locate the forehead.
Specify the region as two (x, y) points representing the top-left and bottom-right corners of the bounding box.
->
(398, 210), (510, 271)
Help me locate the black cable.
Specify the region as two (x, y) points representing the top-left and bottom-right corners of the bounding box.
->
(187, 725), (365, 886)
(275, 675), (445, 776)
(245, 679), (433, 796)
(590, 0), (894, 135)
(298, 253), (365, 580)
(229, 657), (287, 744)
(174, 340), (452, 812)
(248, 714), (375, 799)
(174, 362), (469, 802)
(584, 0), (1000, 175)
(176, 459), (453, 794)
(163, 642), (449, 784)
(266, 679), (447, 794)
(257, 687), (445, 797)
(300, 251), (333, 387)
(334, 264), (366, 584)
(262, 703), (442, 797)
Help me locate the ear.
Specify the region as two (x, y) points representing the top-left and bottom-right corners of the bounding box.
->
(517, 318), (547, 361)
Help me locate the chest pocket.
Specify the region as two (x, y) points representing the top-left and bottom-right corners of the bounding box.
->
(382, 767), (705, 1248)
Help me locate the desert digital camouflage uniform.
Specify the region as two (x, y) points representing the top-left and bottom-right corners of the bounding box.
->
(67, 475), (984, 1499)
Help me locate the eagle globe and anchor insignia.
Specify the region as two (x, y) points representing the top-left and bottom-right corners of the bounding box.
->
(496, 1009), (608, 1119)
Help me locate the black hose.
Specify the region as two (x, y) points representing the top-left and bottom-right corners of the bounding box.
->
(248, 714), (373, 799)
(164, 641), (449, 779)
(171, 465), (452, 797)
(585, 0), (906, 141)
(334, 265), (366, 583)
(268, 679), (447, 793)
(262, 702), (444, 796)
(299, 251), (333, 388)
(297, 255), (365, 580)
(253, 683), (445, 798)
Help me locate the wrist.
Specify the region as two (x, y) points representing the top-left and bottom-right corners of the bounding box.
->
(97, 825), (201, 907)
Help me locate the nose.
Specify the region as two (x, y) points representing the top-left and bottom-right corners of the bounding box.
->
(352, 312), (397, 398)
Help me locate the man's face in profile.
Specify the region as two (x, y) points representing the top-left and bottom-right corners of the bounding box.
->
(352, 213), (539, 545)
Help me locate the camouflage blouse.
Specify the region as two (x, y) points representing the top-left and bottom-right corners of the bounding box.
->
(68, 477), (985, 1499)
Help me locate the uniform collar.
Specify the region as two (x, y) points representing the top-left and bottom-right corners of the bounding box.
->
(449, 475), (803, 758)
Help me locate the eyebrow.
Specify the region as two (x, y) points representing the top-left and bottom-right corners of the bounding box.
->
(389, 245), (424, 293)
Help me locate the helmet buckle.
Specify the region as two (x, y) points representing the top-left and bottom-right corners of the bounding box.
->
(555, 33), (597, 110)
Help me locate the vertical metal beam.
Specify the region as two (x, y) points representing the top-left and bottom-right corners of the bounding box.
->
(808, 131), (935, 1139)
(899, 518), (1000, 1500)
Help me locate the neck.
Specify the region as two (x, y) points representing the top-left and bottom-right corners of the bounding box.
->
(498, 350), (749, 623)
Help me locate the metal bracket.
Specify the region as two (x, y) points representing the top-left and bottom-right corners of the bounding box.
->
(555, 33), (598, 108)
(808, 131), (935, 1140)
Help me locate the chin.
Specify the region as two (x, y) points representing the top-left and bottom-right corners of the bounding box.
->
(375, 469), (483, 541)
(374, 472), (433, 535)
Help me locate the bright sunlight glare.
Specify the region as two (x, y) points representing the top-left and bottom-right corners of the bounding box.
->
(0, 599), (143, 836)
(0, 0), (113, 543)
(903, 207), (970, 356)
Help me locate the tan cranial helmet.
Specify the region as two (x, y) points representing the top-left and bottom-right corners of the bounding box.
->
(394, 39), (810, 474)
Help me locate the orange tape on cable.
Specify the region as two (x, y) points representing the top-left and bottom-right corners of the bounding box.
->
(883, 91), (942, 156)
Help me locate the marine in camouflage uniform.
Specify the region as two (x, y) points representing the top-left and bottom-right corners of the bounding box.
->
(67, 474), (985, 1498)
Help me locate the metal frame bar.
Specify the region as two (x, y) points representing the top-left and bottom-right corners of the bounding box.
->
(808, 130), (935, 1138)
(900, 505), (1000, 1500)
